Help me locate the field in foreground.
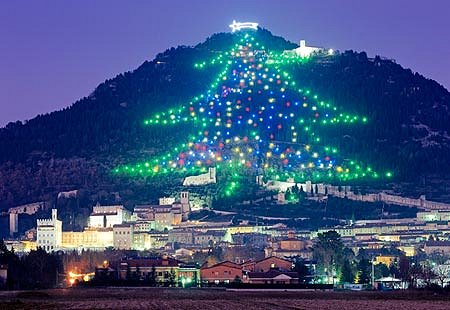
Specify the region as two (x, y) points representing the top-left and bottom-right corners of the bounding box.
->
(1, 288), (450, 310)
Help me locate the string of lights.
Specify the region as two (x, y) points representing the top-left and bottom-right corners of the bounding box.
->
(114, 33), (392, 193)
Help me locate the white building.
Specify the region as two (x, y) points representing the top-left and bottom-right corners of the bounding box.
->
(88, 204), (131, 228)
(159, 197), (175, 206)
(61, 228), (114, 251)
(183, 167), (216, 186)
(294, 40), (321, 57)
(132, 191), (191, 231)
(9, 201), (45, 236)
(283, 40), (333, 58)
(37, 209), (62, 252)
(417, 211), (450, 222)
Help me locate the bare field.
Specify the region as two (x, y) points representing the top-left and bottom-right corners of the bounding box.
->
(0, 288), (449, 310)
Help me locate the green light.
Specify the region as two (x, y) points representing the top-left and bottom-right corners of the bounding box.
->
(114, 35), (383, 193)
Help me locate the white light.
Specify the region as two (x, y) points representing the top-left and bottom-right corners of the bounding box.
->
(229, 20), (259, 32)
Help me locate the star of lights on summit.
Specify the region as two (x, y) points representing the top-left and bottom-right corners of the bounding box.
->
(229, 20), (259, 32)
(116, 33), (391, 182)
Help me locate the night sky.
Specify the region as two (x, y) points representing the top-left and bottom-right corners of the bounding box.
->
(1, 0), (449, 127)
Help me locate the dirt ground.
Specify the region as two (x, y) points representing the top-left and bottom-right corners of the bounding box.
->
(0, 288), (450, 310)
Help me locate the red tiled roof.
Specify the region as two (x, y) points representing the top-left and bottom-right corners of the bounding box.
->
(201, 260), (242, 270)
(247, 270), (298, 279)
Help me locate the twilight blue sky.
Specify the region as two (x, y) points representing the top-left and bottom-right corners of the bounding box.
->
(0, 0), (449, 127)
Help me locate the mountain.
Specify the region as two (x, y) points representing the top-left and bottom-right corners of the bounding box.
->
(0, 28), (449, 211)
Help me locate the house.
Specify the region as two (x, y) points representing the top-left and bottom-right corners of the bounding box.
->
(200, 261), (243, 285)
(424, 240), (450, 255)
(117, 256), (198, 285)
(265, 231), (312, 260)
(242, 256), (293, 273)
(244, 270), (299, 284)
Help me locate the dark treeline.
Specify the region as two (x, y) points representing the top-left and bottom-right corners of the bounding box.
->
(0, 240), (62, 289)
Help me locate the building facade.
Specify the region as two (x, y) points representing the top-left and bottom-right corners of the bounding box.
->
(37, 209), (62, 252)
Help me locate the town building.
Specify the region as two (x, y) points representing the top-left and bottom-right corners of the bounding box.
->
(88, 204), (131, 228)
(194, 230), (228, 246)
(231, 233), (269, 248)
(113, 223), (134, 250)
(9, 201), (46, 237)
(424, 241), (450, 255)
(4, 240), (37, 253)
(374, 255), (399, 267)
(265, 232), (312, 259)
(168, 229), (195, 246)
(244, 270), (299, 284)
(133, 192), (191, 231)
(132, 231), (169, 251)
(417, 211), (450, 222)
(117, 256), (199, 285)
(242, 256), (293, 273)
(36, 209), (62, 252)
(61, 228), (113, 251)
(200, 261), (243, 285)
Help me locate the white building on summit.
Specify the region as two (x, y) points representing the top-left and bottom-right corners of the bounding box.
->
(284, 40), (334, 58)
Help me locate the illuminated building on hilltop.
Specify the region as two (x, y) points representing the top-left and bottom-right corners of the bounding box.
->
(291, 40), (321, 58)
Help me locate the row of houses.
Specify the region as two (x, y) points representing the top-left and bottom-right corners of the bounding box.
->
(107, 255), (307, 286)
